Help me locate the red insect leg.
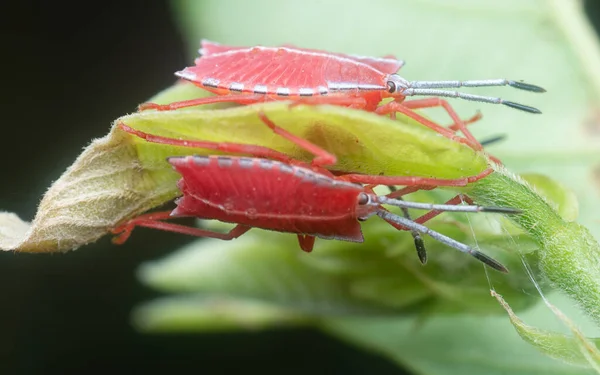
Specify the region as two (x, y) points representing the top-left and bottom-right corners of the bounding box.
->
(448, 111), (483, 132)
(297, 235), (316, 252)
(119, 112), (340, 171)
(287, 96), (369, 110)
(400, 98), (480, 149)
(337, 167), (493, 188)
(138, 94), (263, 112)
(256, 112), (336, 168)
(111, 208), (320, 250)
(375, 100), (480, 150)
(119, 123), (300, 165)
(386, 185), (435, 199)
(139, 94), (371, 112)
(411, 195), (474, 225)
(111, 211), (251, 244)
(381, 100), (506, 162)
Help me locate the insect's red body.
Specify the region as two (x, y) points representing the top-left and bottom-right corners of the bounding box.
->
(199, 40), (404, 74)
(180, 42), (401, 111)
(171, 155), (366, 242)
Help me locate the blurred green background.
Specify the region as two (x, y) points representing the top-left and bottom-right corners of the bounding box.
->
(1, 1), (600, 374)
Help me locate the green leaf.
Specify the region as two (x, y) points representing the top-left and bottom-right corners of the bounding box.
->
(133, 296), (313, 333)
(122, 102), (488, 179)
(493, 291), (600, 369)
(135, 229), (395, 315)
(322, 293), (600, 375)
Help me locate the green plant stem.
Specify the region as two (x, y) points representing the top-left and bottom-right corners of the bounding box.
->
(467, 167), (600, 327)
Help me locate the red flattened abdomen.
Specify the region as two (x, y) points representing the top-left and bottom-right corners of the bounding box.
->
(169, 155), (365, 243)
(198, 40), (403, 74)
(181, 45), (388, 98)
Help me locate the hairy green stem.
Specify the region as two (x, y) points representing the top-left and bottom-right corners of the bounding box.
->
(467, 167), (600, 327)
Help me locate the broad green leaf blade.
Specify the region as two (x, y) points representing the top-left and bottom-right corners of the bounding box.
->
(133, 296), (312, 333)
(136, 230), (395, 315)
(493, 291), (600, 370)
(322, 304), (598, 375)
(121, 102), (488, 180)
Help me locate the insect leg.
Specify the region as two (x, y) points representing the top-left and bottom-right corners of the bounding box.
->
(288, 96), (368, 109)
(387, 185), (427, 264)
(480, 134), (506, 147)
(297, 235), (316, 252)
(257, 112), (338, 168)
(138, 94), (264, 112)
(450, 111), (483, 131)
(338, 167), (493, 188)
(375, 101), (480, 150)
(119, 123), (300, 165)
(111, 211), (251, 244)
(410, 195), (471, 225)
(400, 98), (481, 149)
(385, 185), (435, 199)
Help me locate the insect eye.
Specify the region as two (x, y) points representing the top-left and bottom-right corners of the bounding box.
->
(358, 193), (370, 205)
(386, 81), (396, 93)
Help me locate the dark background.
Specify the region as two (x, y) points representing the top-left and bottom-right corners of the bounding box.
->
(0, 1), (599, 374)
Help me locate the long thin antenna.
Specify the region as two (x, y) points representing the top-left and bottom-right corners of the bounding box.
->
(408, 79), (545, 92)
(377, 196), (522, 215)
(391, 78), (546, 114)
(377, 211), (508, 272)
(402, 88), (542, 114)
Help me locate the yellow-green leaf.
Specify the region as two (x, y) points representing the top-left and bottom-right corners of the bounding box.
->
(493, 291), (600, 370)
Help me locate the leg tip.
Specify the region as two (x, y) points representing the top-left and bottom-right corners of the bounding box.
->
(480, 134), (507, 147)
(415, 236), (427, 264)
(138, 102), (165, 111)
(110, 231), (129, 245)
(472, 251), (509, 273)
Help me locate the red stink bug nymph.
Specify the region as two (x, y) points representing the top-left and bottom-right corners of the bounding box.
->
(112, 112), (521, 272)
(139, 40), (545, 151)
